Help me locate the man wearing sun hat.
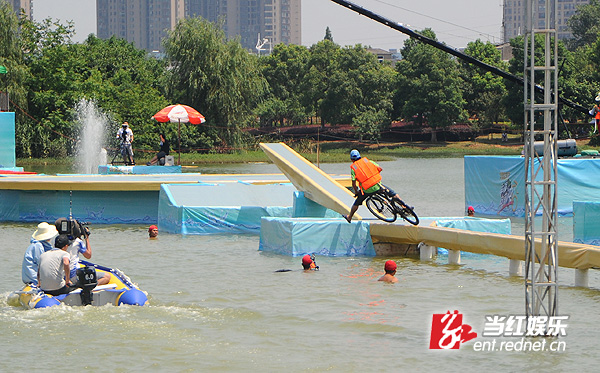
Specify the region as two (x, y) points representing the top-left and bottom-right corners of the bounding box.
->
(378, 260), (398, 283)
(21, 222), (59, 286)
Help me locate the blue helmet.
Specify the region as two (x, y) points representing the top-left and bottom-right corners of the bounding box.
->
(350, 149), (361, 161)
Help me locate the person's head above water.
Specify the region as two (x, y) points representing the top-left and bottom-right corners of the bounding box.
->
(148, 225), (158, 238)
(384, 260), (397, 274)
(302, 254), (318, 270)
(302, 254), (313, 270)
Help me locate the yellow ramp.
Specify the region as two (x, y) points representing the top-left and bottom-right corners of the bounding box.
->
(370, 222), (600, 269)
(260, 142), (358, 217)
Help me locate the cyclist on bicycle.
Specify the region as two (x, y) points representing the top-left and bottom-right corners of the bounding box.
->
(343, 149), (401, 223)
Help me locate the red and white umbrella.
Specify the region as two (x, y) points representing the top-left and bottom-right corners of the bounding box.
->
(152, 104), (206, 124)
(152, 104), (206, 165)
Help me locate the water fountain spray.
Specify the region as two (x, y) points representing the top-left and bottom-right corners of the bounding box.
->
(74, 99), (110, 174)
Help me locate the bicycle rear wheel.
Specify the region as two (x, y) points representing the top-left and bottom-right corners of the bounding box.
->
(393, 199), (419, 225)
(366, 195), (397, 222)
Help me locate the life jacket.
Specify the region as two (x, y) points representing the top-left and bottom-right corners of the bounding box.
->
(595, 105), (600, 120)
(351, 158), (382, 191)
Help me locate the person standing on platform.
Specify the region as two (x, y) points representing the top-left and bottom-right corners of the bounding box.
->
(116, 122), (135, 165)
(378, 260), (398, 283)
(22, 222), (59, 286)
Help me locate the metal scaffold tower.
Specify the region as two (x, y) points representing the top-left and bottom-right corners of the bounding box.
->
(523, 0), (559, 321)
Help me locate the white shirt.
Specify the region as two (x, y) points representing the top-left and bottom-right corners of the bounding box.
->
(116, 127), (133, 144)
(67, 237), (86, 274)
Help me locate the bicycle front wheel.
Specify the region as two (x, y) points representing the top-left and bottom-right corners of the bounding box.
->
(366, 195), (397, 223)
(393, 199), (419, 225)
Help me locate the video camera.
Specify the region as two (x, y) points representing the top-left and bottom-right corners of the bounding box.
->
(55, 217), (91, 240)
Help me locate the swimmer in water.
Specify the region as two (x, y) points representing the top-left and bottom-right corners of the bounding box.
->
(302, 254), (319, 271)
(378, 260), (398, 283)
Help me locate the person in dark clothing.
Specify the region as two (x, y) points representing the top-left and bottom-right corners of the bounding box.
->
(147, 133), (170, 166)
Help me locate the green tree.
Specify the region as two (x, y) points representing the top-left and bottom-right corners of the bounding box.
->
(0, 3), (30, 157)
(302, 41), (395, 133)
(352, 106), (388, 143)
(20, 17), (75, 61)
(324, 27), (333, 42)
(459, 39), (508, 126)
(258, 43), (309, 126)
(395, 29), (467, 142)
(504, 35), (588, 131)
(164, 17), (268, 150)
(567, 0), (600, 50)
(302, 40), (339, 125)
(322, 45), (394, 126)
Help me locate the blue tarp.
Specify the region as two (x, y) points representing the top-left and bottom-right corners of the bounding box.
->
(292, 191), (339, 218)
(465, 156), (600, 217)
(573, 201), (600, 245)
(158, 183), (296, 234)
(259, 217), (376, 257)
(0, 189), (158, 224)
(435, 217), (511, 234)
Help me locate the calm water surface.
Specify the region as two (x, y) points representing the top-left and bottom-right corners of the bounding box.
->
(1, 158), (598, 371)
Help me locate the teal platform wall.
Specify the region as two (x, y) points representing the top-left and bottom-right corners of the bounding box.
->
(0, 112), (16, 168)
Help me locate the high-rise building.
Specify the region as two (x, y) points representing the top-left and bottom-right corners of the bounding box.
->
(503, 0), (589, 42)
(97, 0), (300, 53)
(7, 0), (32, 19)
(97, 0), (185, 52)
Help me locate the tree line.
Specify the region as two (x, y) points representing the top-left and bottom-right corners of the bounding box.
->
(2, 1), (600, 158)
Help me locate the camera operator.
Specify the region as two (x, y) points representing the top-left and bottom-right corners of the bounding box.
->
(116, 122), (135, 165)
(54, 218), (111, 286)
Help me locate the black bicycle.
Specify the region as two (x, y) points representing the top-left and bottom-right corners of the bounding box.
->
(365, 188), (419, 225)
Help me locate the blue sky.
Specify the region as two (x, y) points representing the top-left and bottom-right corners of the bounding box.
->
(33, 0), (503, 50)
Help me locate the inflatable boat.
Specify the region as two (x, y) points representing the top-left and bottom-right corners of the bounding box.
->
(8, 260), (147, 309)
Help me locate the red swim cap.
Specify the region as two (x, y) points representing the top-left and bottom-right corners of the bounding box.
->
(148, 225), (158, 232)
(302, 254), (313, 265)
(467, 206), (475, 213)
(384, 260), (397, 272)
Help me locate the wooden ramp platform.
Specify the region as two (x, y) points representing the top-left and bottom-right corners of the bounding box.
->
(370, 220), (600, 269)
